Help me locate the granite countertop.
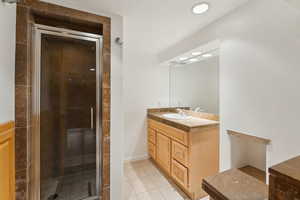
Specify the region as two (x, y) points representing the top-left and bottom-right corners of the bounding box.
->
(148, 112), (219, 132)
(269, 156), (300, 182)
(202, 169), (268, 200)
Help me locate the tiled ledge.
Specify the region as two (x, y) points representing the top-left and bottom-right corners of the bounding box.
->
(203, 156), (300, 200)
(227, 130), (271, 145)
(202, 169), (268, 200)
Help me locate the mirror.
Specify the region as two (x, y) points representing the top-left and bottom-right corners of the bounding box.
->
(169, 51), (219, 114)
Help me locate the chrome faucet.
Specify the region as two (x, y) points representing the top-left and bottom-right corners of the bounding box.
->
(176, 109), (187, 117)
(194, 107), (204, 112)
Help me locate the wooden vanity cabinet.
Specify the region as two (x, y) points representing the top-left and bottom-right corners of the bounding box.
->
(148, 128), (156, 159)
(156, 133), (171, 173)
(148, 142), (156, 160)
(172, 159), (188, 188)
(172, 140), (189, 166)
(0, 122), (15, 200)
(148, 119), (219, 200)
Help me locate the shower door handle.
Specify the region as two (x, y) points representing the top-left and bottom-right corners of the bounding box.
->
(90, 107), (94, 129)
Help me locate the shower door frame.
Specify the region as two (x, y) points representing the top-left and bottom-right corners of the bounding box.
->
(32, 24), (103, 200)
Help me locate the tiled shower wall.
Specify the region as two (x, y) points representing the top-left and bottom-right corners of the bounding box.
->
(15, 1), (111, 199)
(15, 4), (31, 200)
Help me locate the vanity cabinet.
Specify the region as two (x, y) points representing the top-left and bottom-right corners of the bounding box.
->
(148, 118), (219, 200)
(156, 133), (171, 173)
(148, 128), (156, 159)
(148, 142), (156, 160)
(172, 159), (188, 188)
(172, 140), (189, 167)
(0, 122), (15, 200)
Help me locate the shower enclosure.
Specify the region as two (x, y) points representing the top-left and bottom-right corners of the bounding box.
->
(32, 24), (102, 200)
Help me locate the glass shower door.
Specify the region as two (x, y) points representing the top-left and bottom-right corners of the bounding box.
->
(35, 25), (101, 200)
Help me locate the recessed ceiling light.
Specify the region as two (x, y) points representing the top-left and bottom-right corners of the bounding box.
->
(192, 51), (202, 56)
(202, 53), (213, 58)
(179, 57), (188, 61)
(192, 3), (209, 15)
(189, 58), (198, 62)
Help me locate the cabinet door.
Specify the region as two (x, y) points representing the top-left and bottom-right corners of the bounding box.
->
(148, 128), (156, 144)
(0, 122), (15, 200)
(172, 159), (188, 189)
(148, 142), (156, 160)
(156, 132), (171, 173)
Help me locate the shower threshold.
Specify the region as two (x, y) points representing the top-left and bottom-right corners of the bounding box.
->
(47, 170), (97, 200)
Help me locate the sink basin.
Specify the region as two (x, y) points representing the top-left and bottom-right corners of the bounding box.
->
(163, 113), (192, 120)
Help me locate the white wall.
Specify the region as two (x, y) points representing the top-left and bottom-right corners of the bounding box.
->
(247, 142), (267, 172)
(160, 0), (300, 173)
(108, 14), (124, 200)
(0, 3), (16, 124)
(219, 0), (300, 171)
(40, 1), (124, 199)
(123, 17), (170, 161)
(286, 0), (300, 10)
(231, 136), (266, 172)
(170, 57), (219, 114)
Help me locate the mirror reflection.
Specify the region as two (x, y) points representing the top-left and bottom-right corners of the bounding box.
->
(169, 50), (219, 114)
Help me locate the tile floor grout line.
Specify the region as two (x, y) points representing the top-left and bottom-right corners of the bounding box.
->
(123, 159), (195, 200)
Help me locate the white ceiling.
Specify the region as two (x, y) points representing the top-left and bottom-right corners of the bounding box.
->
(43, 0), (250, 54)
(122, 0), (250, 53)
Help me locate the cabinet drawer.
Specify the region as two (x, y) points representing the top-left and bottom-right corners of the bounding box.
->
(172, 159), (188, 189)
(172, 141), (189, 167)
(148, 119), (188, 146)
(148, 128), (156, 144)
(148, 142), (156, 159)
(169, 129), (188, 146)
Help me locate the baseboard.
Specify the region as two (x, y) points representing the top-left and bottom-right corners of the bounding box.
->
(124, 155), (149, 163)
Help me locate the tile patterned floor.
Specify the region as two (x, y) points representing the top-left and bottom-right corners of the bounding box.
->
(56, 170), (96, 200)
(123, 159), (209, 200)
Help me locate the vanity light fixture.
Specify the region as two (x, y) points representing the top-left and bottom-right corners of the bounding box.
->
(189, 58), (198, 62)
(89, 68), (96, 71)
(192, 2), (209, 15)
(179, 57), (188, 61)
(202, 53), (213, 58)
(191, 51), (202, 56)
